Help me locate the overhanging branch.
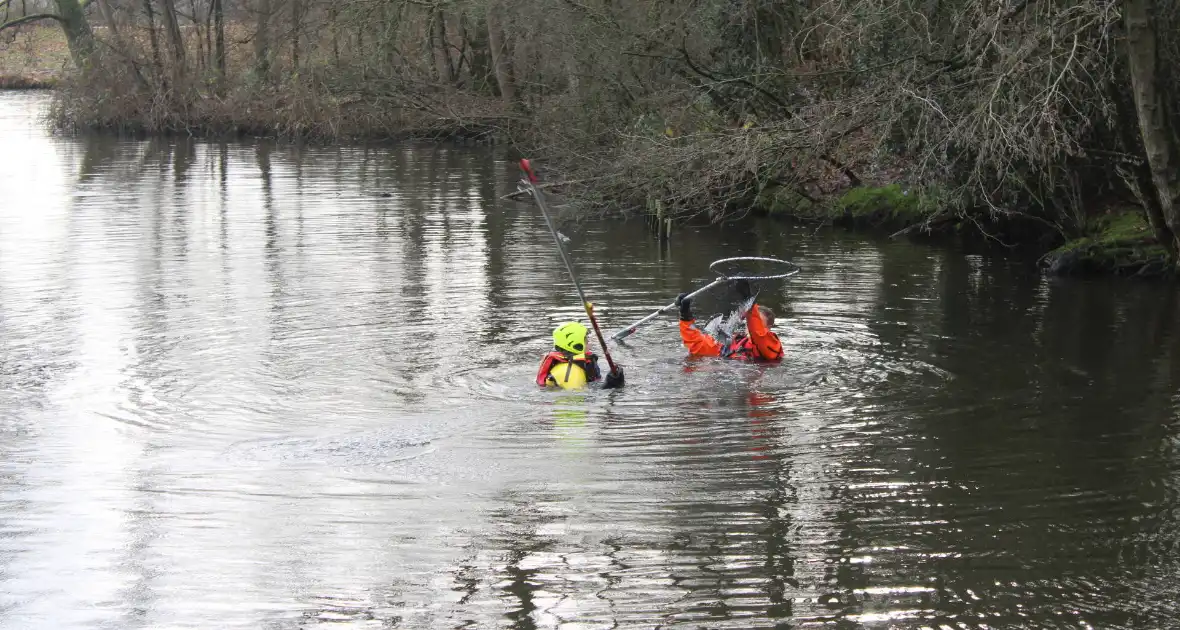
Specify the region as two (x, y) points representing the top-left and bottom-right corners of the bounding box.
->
(3, 0), (100, 17)
(678, 39), (792, 117)
(0, 13), (62, 32)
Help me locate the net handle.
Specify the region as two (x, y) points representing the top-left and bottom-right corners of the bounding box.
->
(709, 256), (801, 281)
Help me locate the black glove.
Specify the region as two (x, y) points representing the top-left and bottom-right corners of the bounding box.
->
(676, 293), (693, 321)
(603, 367), (625, 389)
(735, 279), (753, 300)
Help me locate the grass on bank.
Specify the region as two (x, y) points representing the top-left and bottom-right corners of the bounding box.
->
(0, 26), (70, 88)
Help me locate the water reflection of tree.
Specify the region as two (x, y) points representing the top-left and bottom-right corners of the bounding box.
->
(256, 140), (285, 330)
(386, 145), (436, 405)
(863, 247), (1180, 627)
(473, 358), (804, 627)
(479, 144), (511, 347)
(75, 133), (119, 183)
(70, 129), (175, 627)
(28, 128), (1180, 629)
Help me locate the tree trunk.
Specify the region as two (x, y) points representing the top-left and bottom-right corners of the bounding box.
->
(97, 0), (121, 42)
(1124, 0), (1180, 259)
(357, 25), (365, 79)
(329, 0), (338, 66)
(254, 0), (272, 81)
(143, 0), (163, 77)
(1111, 75), (1172, 251)
(199, 0), (210, 71)
(97, 0), (142, 82)
(53, 0), (95, 66)
(213, 0), (225, 84)
(291, 0), (301, 72)
(485, 5), (515, 107)
(184, 0), (201, 71)
(566, 57), (580, 97)
(462, 13), (492, 93)
(432, 8), (454, 84)
(159, 0), (186, 75)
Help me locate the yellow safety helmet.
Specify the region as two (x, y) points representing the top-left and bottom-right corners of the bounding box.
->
(553, 322), (589, 354)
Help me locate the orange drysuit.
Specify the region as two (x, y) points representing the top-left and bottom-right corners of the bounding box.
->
(680, 305), (783, 361)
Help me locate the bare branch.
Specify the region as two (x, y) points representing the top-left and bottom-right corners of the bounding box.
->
(0, 13), (61, 33)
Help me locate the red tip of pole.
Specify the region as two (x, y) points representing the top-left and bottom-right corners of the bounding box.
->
(519, 159), (538, 183)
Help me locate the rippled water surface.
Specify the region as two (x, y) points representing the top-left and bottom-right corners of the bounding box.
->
(2, 91), (1180, 629)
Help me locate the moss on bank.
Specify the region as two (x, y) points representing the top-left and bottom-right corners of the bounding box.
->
(753, 186), (1175, 279)
(833, 184), (930, 228)
(1042, 211), (1173, 278)
(755, 184), (936, 232)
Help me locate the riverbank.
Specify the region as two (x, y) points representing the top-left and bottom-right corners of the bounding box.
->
(749, 183), (1173, 278)
(0, 74), (58, 89)
(1040, 212), (1171, 278)
(5, 26), (1172, 279)
(48, 78), (510, 142)
(2, 25), (506, 141)
(2, 23), (511, 141)
(0, 26), (68, 90)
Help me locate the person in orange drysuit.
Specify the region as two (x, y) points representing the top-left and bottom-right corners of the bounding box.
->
(676, 279), (783, 361)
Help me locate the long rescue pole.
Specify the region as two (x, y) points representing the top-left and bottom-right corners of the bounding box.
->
(519, 159), (621, 377)
(611, 277), (729, 341)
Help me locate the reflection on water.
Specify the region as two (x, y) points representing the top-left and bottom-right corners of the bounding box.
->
(1, 91), (1180, 629)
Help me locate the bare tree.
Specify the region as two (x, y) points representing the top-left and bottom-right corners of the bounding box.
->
(431, 6), (454, 84)
(485, 2), (514, 107)
(290, 0), (301, 72)
(254, 0), (271, 80)
(212, 0), (224, 83)
(141, 0), (163, 76)
(16, 0), (1180, 271)
(1124, 0), (1180, 258)
(0, 0), (96, 65)
(158, 0), (185, 75)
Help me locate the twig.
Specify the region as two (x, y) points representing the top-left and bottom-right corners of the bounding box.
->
(499, 178), (595, 200)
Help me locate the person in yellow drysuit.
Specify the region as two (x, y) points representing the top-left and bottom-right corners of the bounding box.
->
(536, 322), (624, 389)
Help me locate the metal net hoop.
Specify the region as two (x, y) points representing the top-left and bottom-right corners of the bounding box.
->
(708, 256), (801, 281)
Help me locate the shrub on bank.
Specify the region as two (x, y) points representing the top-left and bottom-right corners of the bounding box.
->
(47, 68), (506, 141)
(0, 74), (57, 89)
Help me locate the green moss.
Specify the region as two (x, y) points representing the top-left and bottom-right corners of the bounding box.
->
(1045, 210), (1173, 277)
(832, 184), (934, 229)
(1051, 211), (1152, 254)
(1089, 211), (1152, 244)
(754, 186), (820, 219)
(753, 183), (938, 232)
(837, 184), (915, 217)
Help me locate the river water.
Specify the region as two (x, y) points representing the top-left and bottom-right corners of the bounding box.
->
(1, 91), (1179, 629)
